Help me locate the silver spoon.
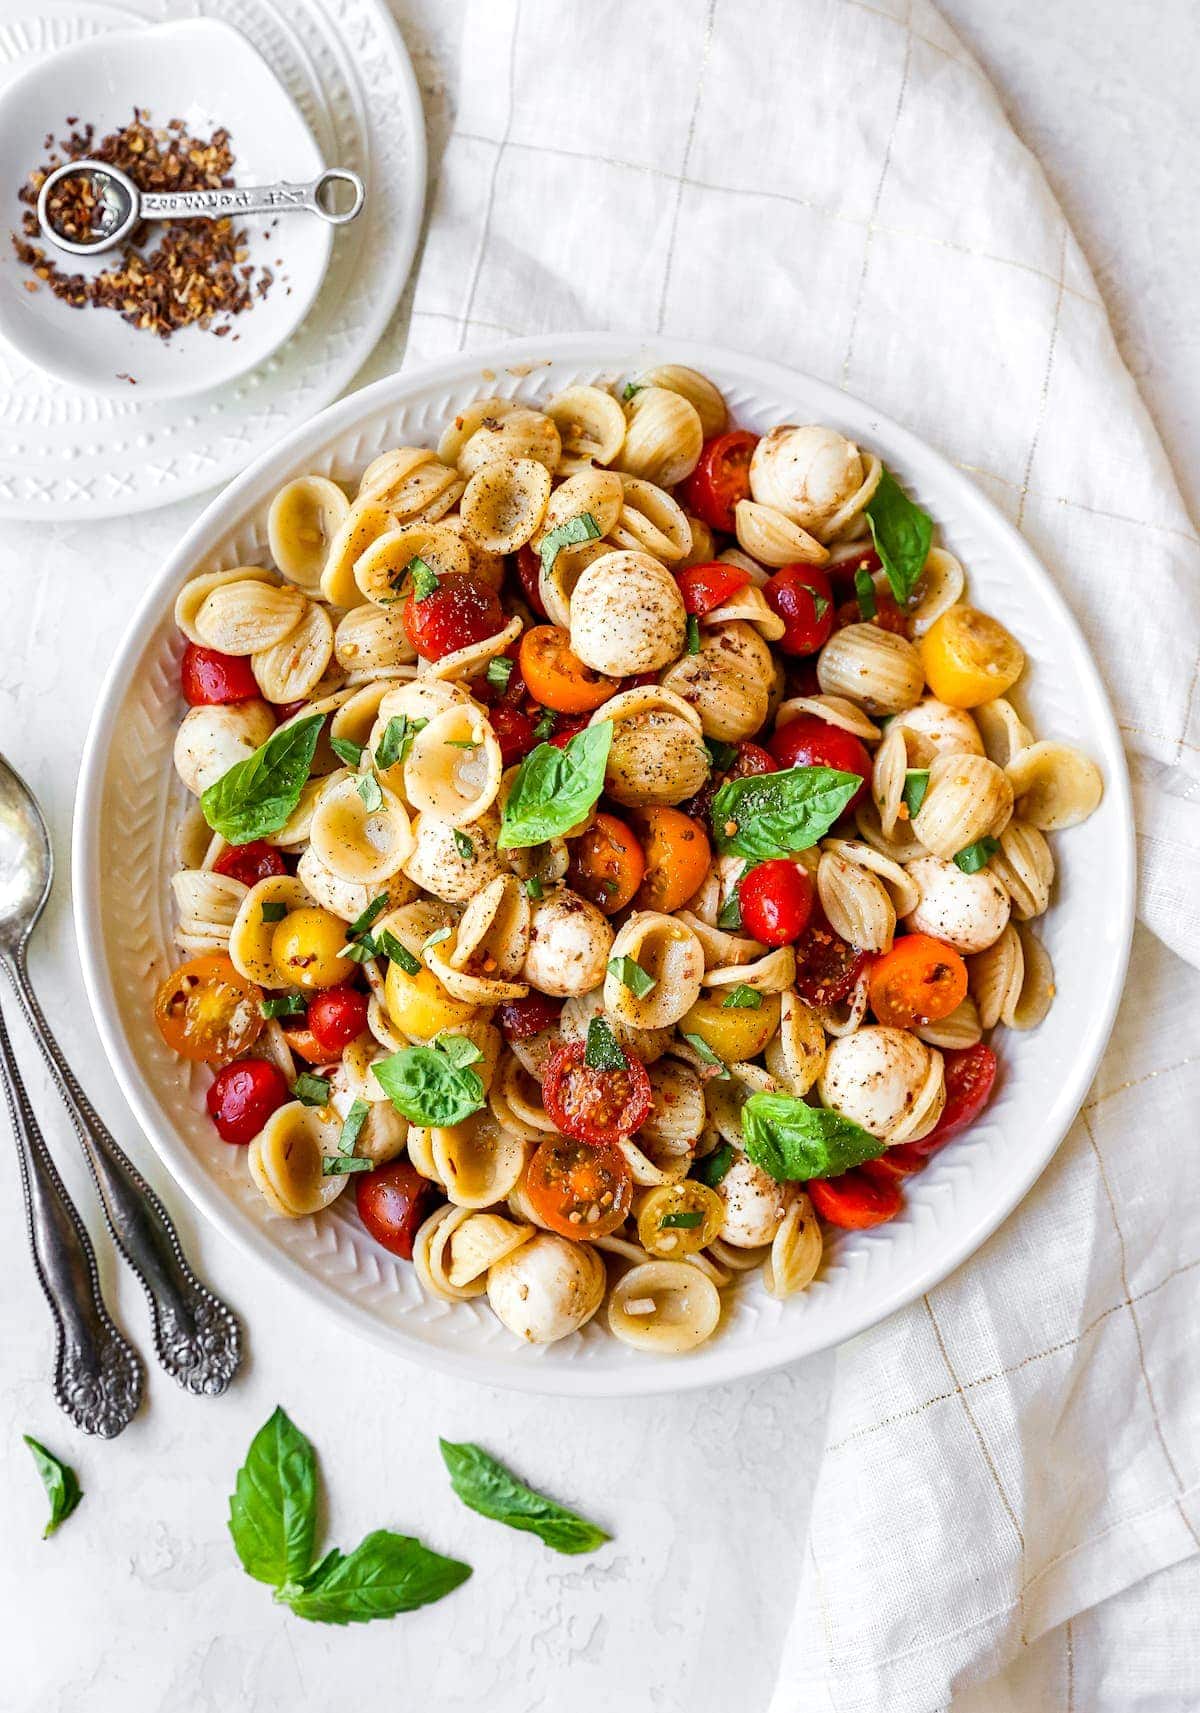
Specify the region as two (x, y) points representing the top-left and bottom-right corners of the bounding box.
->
(36, 158), (365, 256)
(0, 755), (241, 1434)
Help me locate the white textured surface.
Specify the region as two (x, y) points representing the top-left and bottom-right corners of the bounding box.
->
(0, 3), (1194, 1710)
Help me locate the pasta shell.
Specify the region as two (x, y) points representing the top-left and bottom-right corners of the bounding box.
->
(334, 602), (416, 673)
(816, 964), (871, 1037)
(775, 694), (882, 741)
(817, 623), (924, 715)
(559, 986), (673, 1065)
(855, 798), (928, 865)
(734, 499), (828, 567)
(534, 469), (625, 623)
(763, 991), (827, 1095)
(915, 995), (983, 1049)
(174, 565), (275, 644)
(908, 547), (965, 635)
(1012, 925), (1055, 1029)
(248, 1102), (347, 1217)
(357, 446), (464, 523)
(969, 922), (1024, 1029)
(974, 697), (1034, 769)
(251, 600), (335, 704)
(444, 1213), (534, 1288)
(635, 365), (728, 438)
(607, 1261), (722, 1352)
(674, 910), (765, 971)
(618, 386), (704, 487)
(425, 935), (526, 1004)
(172, 700), (274, 796)
(659, 620), (773, 743)
(871, 720), (909, 837)
(701, 582), (786, 643)
(911, 752), (1014, 859)
(419, 612), (523, 685)
(990, 819), (1055, 919)
(820, 454), (883, 543)
(545, 385), (626, 468)
(822, 839), (920, 917)
(639, 1058), (706, 1155)
(321, 499), (396, 608)
(194, 579), (307, 656)
(267, 476), (350, 593)
(492, 1051), (557, 1138)
(228, 876), (314, 985)
(678, 514), (717, 568)
(889, 697), (984, 764)
(817, 850), (896, 952)
(170, 869), (247, 956)
(596, 685), (710, 808)
(569, 550), (687, 676)
(457, 407), (561, 478)
(413, 1205), (487, 1301)
(309, 773), (414, 886)
(702, 1063), (777, 1146)
(618, 1134), (690, 1186)
(403, 809), (505, 904)
(405, 1124), (444, 1186)
(609, 474), (693, 563)
(702, 946), (796, 992)
(606, 913), (705, 1028)
(437, 398), (516, 466)
(459, 457), (552, 553)
(329, 1075), (407, 1166)
(403, 703), (503, 826)
(763, 1194), (823, 1299)
(434, 1109), (528, 1209)
(451, 874), (530, 979)
(1005, 741), (1103, 831)
(354, 523), (470, 606)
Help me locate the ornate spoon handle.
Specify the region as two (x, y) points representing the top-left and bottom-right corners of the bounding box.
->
(0, 994), (141, 1436)
(4, 955), (241, 1397)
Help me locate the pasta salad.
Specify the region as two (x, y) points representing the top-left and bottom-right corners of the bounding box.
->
(157, 365), (1103, 1356)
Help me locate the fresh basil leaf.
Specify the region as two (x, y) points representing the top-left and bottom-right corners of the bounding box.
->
(357, 774), (384, 813)
(422, 926), (453, 952)
(408, 556), (439, 600)
(954, 837), (999, 874)
(372, 1047), (486, 1127)
(261, 901), (287, 924)
(585, 1015), (627, 1071)
(338, 1098), (370, 1155)
(280, 1528), (471, 1624)
(854, 567), (877, 620)
(228, 1407), (318, 1588)
(330, 736), (364, 768)
(608, 955), (656, 999)
(682, 1032), (729, 1078)
(294, 1073), (331, 1108)
(902, 769), (930, 817)
(711, 764), (860, 860)
(716, 888), (744, 931)
(741, 1092), (884, 1182)
(347, 894), (390, 940)
(721, 984), (762, 1009)
(200, 715), (323, 846)
(434, 1033), (484, 1070)
(692, 1141), (734, 1187)
(523, 875), (543, 900)
(322, 1154), (372, 1176)
(375, 715), (415, 771)
(453, 829), (475, 860)
(659, 1210), (703, 1230)
(486, 656), (514, 690)
(341, 937), (378, 964)
(621, 381), (643, 401)
(686, 614), (701, 654)
(498, 723), (613, 849)
(23, 1436), (82, 1539)
(704, 737), (738, 773)
(440, 1440), (609, 1556)
(811, 589), (830, 621)
(539, 511), (601, 577)
(261, 992), (306, 1019)
(379, 931), (420, 976)
(864, 468), (933, 606)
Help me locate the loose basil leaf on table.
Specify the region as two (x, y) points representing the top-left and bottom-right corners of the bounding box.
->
(200, 714), (323, 845)
(23, 1436), (82, 1539)
(372, 1044), (486, 1126)
(741, 1092), (884, 1183)
(864, 467), (934, 606)
(279, 1529), (471, 1624)
(711, 764), (860, 861)
(440, 1440), (610, 1556)
(498, 722), (613, 849)
(227, 1405), (318, 1588)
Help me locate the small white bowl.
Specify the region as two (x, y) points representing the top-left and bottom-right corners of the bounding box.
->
(0, 17), (334, 400)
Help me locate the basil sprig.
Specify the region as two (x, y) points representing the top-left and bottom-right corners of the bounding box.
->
(200, 714), (323, 845)
(741, 1092), (884, 1182)
(440, 1441), (610, 1556)
(23, 1436), (82, 1539)
(864, 468), (933, 606)
(711, 764), (860, 861)
(372, 1042), (486, 1126)
(228, 1408), (470, 1625)
(498, 722), (613, 849)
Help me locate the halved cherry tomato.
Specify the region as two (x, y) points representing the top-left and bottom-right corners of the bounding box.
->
(213, 840), (288, 887)
(910, 1044), (998, 1156)
(403, 571), (504, 661)
(868, 933), (968, 1029)
(548, 714), (590, 748)
(858, 1144), (927, 1181)
(496, 993), (563, 1040)
(827, 543), (881, 590)
(524, 1135), (633, 1241)
(920, 607), (1024, 708)
(809, 1168), (902, 1229)
(767, 715), (872, 813)
(180, 642), (258, 706)
(306, 986), (370, 1056)
(513, 543), (547, 617)
(153, 953), (263, 1065)
(737, 859), (814, 947)
(568, 812), (645, 913)
(281, 1025), (326, 1064)
(205, 1059), (290, 1144)
(681, 430), (759, 533)
(543, 1038), (653, 1146)
(791, 912), (868, 1006)
(765, 564), (835, 655)
(686, 739), (776, 826)
(518, 625), (619, 714)
(355, 1158), (438, 1260)
(675, 562), (752, 616)
(489, 700), (541, 766)
(274, 699), (310, 723)
(834, 589), (909, 636)
(633, 808), (711, 913)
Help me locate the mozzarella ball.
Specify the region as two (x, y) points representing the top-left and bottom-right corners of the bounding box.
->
(569, 551), (687, 676)
(890, 699), (984, 765)
(749, 425), (864, 532)
(522, 887), (614, 997)
(818, 1026), (939, 1142)
(172, 700), (274, 796)
(904, 855), (1011, 954)
(402, 810), (504, 904)
(487, 1233), (606, 1343)
(715, 1153), (794, 1248)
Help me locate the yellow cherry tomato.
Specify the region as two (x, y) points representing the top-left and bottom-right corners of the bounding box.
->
(271, 907), (356, 990)
(384, 960), (478, 1041)
(919, 605), (1025, 708)
(679, 989), (780, 1064)
(636, 1182), (724, 1257)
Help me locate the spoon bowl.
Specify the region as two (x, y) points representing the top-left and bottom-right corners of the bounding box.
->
(0, 756), (52, 955)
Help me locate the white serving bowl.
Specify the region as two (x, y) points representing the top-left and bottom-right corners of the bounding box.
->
(73, 335), (1134, 1396)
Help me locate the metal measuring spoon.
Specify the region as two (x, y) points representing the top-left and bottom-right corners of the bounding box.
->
(36, 158), (365, 256)
(0, 755), (241, 1433)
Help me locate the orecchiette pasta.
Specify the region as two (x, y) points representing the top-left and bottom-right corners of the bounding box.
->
(618, 386), (704, 488)
(267, 476), (350, 594)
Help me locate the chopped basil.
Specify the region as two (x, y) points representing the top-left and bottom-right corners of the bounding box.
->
(864, 468), (933, 606)
(954, 837), (1000, 874)
(854, 567), (877, 621)
(499, 723), (613, 849)
(321, 1155), (373, 1176)
(342, 937), (378, 964)
(692, 1142), (735, 1187)
(711, 764), (860, 861)
(261, 901), (288, 924)
(433, 1033), (484, 1070)
(722, 984), (762, 1009)
(704, 737), (738, 773)
(200, 714), (324, 846)
(375, 714), (423, 771)
(686, 615), (701, 654)
(338, 1098), (371, 1156)
(584, 1015), (627, 1072)
(23, 1436), (82, 1539)
(608, 955), (656, 999)
(902, 769), (930, 817)
(260, 991), (307, 1019)
(379, 932), (420, 976)
(811, 589), (830, 621)
(347, 895), (390, 940)
(444, 739), (477, 750)
(742, 1092), (884, 1182)
(372, 1046), (486, 1127)
(357, 774), (384, 813)
(453, 830), (475, 861)
(539, 511), (601, 577)
(716, 889), (744, 931)
(486, 656), (514, 691)
(659, 1210), (703, 1230)
(408, 556), (439, 600)
(531, 709), (555, 742)
(423, 925), (453, 952)
(294, 1073), (331, 1108)
(682, 1032), (729, 1078)
(523, 875), (544, 900)
(621, 381), (643, 401)
(330, 736), (365, 768)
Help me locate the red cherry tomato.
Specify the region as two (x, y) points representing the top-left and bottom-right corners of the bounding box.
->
(495, 993), (563, 1041)
(826, 544), (881, 598)
(355, 1159), (438, 1261)
(858, 1144), (927, 1182)
(548, 714), (589, 749)
(402, 572), (505, 661)
(686, 739), (776, 826)
(514, 544), (548, 617)
(809, 1168), (902, 1229)
(274, 699), (311, 723)
(306, 986), (370, 1057)
(767, 715), (872, 812)
(205, 1059), (290, 1144)
(681, 430), (759, 533)
(543, 1038), (653, 1146)
(910, 1044), (998, 1158)
(213, 840), (288, 886)
(737, 859), (814, 947)
(765, 564), (835, 655)
(180, 642), (259, 706)
(524, 1136), (633, 1241)
(675, 562), (752, 616)
(792, 911), (869, 1006)
(488, 700), (541, 766)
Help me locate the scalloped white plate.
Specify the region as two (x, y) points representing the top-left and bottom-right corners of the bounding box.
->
(73, 335), (1135, 1396)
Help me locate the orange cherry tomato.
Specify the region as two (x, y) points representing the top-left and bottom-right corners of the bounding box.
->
(632, 808), (711, 913)
(524, 1135), (633, 1240)
(281, 1025), (328, 1065)
(518, 625), (620, 714)
(567, 812), (645, 913)
(153, 953), (263, 1065)
(867, 933), (968, 1028)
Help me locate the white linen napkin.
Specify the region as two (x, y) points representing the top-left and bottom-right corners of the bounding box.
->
(404, 1), (1200, 1705)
